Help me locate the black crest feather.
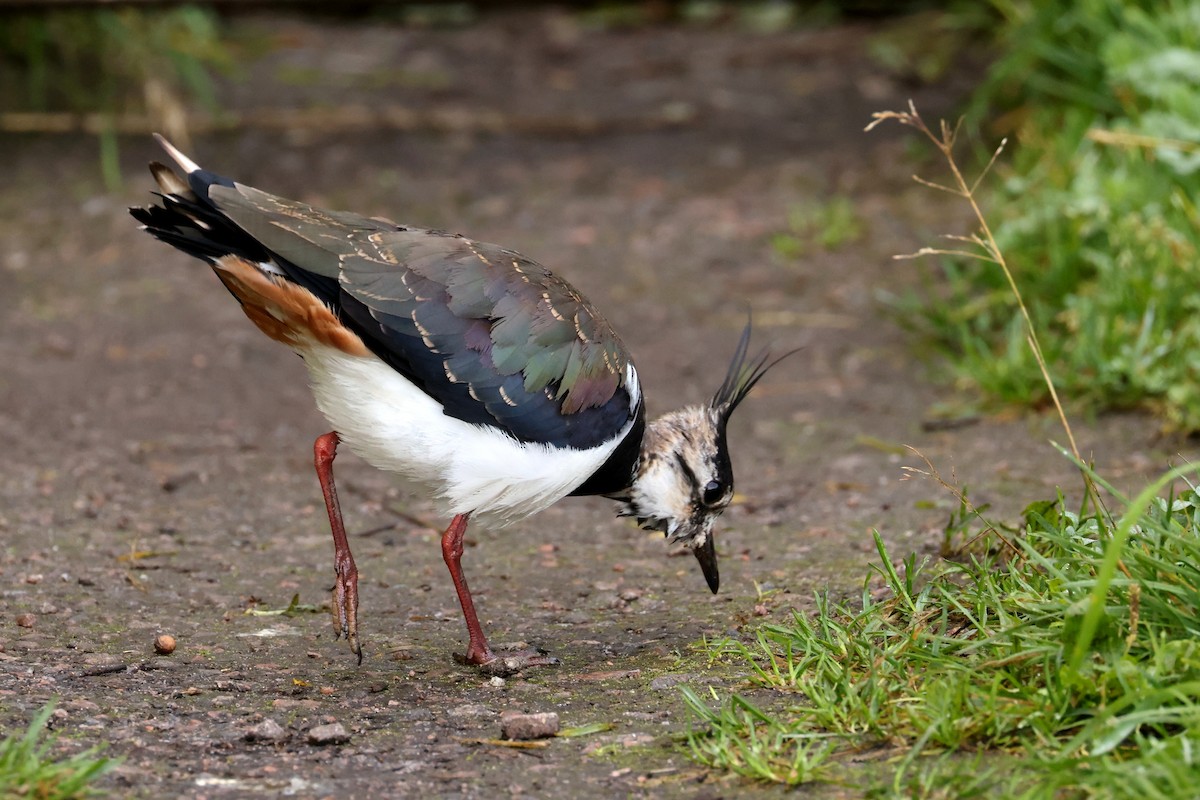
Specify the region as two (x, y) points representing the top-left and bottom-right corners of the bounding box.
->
(711, 318), (795, 421)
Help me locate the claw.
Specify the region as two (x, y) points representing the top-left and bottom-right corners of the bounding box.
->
(332, 552), (361, 664)
(315, 431), (362, 665)
(455, 645), (560, 677)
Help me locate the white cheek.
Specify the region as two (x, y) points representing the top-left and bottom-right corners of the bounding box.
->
(632, 462), (690, 533)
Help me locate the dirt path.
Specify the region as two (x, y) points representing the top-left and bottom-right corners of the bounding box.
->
(1, 10), (1190, 798)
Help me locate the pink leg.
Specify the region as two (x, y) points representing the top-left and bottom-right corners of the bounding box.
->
(440, 513), (495, 665)
(441, 513), (559, 673)
(314, 431), (361, 664)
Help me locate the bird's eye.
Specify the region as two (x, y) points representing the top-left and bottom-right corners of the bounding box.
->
(701, 480), (726, 507)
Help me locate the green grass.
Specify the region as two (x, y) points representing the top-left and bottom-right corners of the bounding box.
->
(892, 0), (1200, 431)
(685, 475), (1200, 796)
(0, 6), (229, 188)
(0, 703), (115, 799)
(684, 26), (1200, 783)
(771, 196), (865, 261)
(1, 6), (227, 115)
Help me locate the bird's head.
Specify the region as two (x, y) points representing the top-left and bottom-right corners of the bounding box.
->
(612, 323), (785, 594)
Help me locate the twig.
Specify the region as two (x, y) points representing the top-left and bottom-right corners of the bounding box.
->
(893, 247), (995, 263)
(387, 506), (442, 535)
(0, 103), (697, 138)
(455, 737), (550, 749)
(869, 100), (1095, 501)
(355, 522), (400, 538)
(77, 659), (174, 678)
(1087, 128), (1200, 153)
(78, 664), (130, 678)
(902, 446), (1020, 557)
(970, 137), (1008, 195)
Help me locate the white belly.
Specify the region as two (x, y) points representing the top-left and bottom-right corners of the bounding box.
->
(300, 343), (635, 522)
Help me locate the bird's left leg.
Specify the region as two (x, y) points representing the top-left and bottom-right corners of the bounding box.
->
(314, 431), (362, 664)
(441, 513), (558, 674)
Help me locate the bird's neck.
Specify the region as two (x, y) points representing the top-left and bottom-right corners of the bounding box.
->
(566, 403), (646, 497)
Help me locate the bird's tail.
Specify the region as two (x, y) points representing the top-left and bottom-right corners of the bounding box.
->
(129, 136), (270, 267)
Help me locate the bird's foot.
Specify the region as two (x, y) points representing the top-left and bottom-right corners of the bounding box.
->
(331, 559), (361, 664)
(455, 642), (560, 677)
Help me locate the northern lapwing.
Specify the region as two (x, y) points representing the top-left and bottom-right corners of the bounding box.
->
(131, 136), (787, 672)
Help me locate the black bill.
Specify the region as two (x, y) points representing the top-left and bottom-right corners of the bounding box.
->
(694, 533), (719, 594)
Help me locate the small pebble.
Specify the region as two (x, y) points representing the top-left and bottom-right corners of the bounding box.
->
(65, 698), (99, 712)
(15, 614), (35, 629)
(306, 722), (350, 745)
(244, 718), (287, 742)
(500, 711), (560, 741)
(448, 703), (492, 719)
(649, 673), (695, 691)
(154, 634), (177, 655)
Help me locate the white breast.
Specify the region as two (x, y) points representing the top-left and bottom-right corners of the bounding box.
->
(299, 343), (638, 522)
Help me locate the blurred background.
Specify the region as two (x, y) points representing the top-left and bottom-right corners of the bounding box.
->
(2, 0), (1197, 429)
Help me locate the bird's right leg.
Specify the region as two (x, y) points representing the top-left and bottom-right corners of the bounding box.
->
(314, 431), (361, 664)
(440, 513), (495, 666)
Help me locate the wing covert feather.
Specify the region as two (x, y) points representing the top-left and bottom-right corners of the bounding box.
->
(274, 214), (634, 448)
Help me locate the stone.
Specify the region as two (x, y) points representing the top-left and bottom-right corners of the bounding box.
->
(306, 722), (350, 745)
(244, 718), (287, 742)
(500, 711), (560, 741)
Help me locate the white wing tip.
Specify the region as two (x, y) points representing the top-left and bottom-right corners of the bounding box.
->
(153, 133), (202, 175)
